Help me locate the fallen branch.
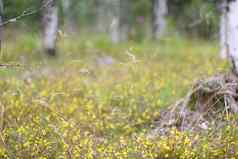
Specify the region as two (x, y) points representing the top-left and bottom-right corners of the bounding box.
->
(150, 72), (238, 137)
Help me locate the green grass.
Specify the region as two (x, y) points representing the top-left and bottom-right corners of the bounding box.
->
(0, 31), (235, 158)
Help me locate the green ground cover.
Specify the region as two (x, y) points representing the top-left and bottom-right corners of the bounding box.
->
(1, 31), (236, 159)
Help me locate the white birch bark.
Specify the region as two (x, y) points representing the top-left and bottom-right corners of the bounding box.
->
(42, 0), (58, 56)
(225, 0), (238, 74)
(153, 0), (168, 40)
(220, 12), (227, 58)
(110, 0), (120, 43)
(110, 16), (120, 43)
(219, 1), (228, 59)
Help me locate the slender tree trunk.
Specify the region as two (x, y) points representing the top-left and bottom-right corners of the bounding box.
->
(152, 0), (168, 40)
(219, 1), (228, 59)
(110, 0), (131, 43)
(61, 0), (75, 33)
(220, 12), (227, 58)
(110, 0), (121, 43)
(225, 0), (238, 74)
(42, 0), (58, 56)
(0, 0), (3, 51)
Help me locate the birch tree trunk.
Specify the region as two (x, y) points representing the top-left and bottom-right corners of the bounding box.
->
(110, 0), (131, 43)
(220, 12), (227, 58)
(110, 0), (121, 43)
(219, 1), (228, 59)
(0, 0), (3, 51)
(225, 0), (238, 74)
(42, 0), (59, 56)
(152, 0), (168, 40)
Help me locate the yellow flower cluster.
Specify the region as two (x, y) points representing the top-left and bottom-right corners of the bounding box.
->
(0, 35), (232, 158)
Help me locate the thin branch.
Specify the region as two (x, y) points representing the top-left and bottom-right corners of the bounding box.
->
(0, 0), (52, 27)
(0, 63), (24, 68)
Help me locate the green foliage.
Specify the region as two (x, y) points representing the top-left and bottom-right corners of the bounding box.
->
(169, 0), (219, 39)
(4, 0), (41, 26)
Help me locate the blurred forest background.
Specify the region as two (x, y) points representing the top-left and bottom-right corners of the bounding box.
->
(2, 1), (238, 159)
(4, 0), (220, 42)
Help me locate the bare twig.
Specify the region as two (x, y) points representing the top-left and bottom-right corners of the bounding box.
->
(0, 63), (23, 68)
(0, 0), (52, 27)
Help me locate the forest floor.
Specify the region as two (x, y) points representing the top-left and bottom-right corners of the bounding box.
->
(1, 31), (237, 158)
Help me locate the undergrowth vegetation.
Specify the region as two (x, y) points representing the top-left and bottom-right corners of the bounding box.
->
(0, 30), (235, 158)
